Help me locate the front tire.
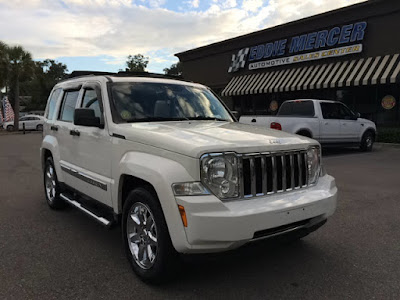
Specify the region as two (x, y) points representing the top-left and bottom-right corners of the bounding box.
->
(360, 131), (374, 152)
(36, 124), (43, 131)
(44, 157), (65, 209)
(122, 187), (180, 283)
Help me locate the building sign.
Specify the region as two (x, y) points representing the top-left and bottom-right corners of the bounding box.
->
(381, 95), (396, 110)
(228, 21), (367, 73)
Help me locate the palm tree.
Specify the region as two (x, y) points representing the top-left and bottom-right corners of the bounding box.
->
(8, 45), (34, 130)
(0, 41), (8, 93)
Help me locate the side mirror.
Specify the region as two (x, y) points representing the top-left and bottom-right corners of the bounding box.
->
(74, 108), (102, 128)
(356, 112), (361, 118)
(231, 110), (239, 120)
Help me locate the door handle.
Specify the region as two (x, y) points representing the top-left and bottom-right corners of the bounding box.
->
(50, 125), (58, 131)
(324, 122), (328, 125)
(70, 129), (80, 136)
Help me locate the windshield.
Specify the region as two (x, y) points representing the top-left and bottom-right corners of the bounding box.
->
(111, 82), (233, 123)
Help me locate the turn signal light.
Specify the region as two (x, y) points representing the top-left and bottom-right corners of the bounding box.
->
(270, 122), (282, 130)
(178, 205), (188, 227)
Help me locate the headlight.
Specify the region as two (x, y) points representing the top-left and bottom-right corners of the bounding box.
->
(307, 146), (321, 185)
(200, 153), (239, 199)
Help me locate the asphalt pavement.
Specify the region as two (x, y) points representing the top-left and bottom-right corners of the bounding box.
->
(1, 133), (399, 299)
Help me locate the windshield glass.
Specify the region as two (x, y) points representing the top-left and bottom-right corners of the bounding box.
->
(111, 82), (233, 123)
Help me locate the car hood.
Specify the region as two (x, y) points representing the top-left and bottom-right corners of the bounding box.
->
(115, 121), (318, 158)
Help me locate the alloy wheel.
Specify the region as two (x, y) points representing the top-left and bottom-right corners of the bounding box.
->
(126, 202), (158, 269)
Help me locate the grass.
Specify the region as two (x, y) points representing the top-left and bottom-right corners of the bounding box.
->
(377, 127), (400, 144)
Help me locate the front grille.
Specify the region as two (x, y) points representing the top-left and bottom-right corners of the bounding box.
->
(241, 150), (308, 198)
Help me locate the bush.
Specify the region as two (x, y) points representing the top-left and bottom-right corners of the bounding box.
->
(376, 127), (400, 143)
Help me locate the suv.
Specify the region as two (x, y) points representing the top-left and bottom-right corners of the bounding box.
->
(40, 72), (338, 282)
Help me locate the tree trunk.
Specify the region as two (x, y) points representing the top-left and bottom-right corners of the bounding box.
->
(13, 78), (19, 131)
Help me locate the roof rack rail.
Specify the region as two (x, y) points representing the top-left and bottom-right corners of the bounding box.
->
(115, 71), (185, 81)
(68, 71), (116, 78)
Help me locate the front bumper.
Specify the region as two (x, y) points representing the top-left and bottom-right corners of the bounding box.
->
(175, 174), (337, 253)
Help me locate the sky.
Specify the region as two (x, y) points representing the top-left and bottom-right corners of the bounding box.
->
(0, 0), (365, 74)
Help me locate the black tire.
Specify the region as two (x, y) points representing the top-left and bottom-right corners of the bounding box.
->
(122, 187), (180, 283)
(7, 125), (14, 132)
(36, 124), (43, 131)
(360, 131), (374, 152)
(296, 130), (312, 138)
(43, 157), (66, 209)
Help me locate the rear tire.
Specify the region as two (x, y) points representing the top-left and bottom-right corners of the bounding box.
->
(44, 157), (66, 209)
(7, 125), (14, 132)
(360, 131), (374, 152)
(296, 130), (312, 138)
(122, 187), (180, 284)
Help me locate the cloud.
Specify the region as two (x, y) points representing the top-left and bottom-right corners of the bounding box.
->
(0, 0), (366, 72)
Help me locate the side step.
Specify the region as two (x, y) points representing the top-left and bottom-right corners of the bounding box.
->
(60, 193), (113, 227)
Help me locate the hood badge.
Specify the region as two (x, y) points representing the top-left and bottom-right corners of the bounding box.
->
(269, 139), (282, 144)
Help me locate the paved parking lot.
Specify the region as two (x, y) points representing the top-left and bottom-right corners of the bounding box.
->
(1, 133), (399, 299)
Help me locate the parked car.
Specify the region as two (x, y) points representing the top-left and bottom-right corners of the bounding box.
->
(3, 114), (45, 131)
(240, 99), (377, 151)
(40, 73), (337, 283)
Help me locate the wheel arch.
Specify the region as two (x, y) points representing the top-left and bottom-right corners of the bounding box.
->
(295, 128), (313, 138)
(116, 152), (195, 252)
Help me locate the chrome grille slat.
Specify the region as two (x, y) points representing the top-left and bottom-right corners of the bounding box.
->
(304, 152), (309, 186)
(297, 152), (303, 187)
(281, 155), (286, 191)
(290, 154), (295, 190)
(250, 157), (256, 197)
(261, 156), (267, 195)
(241, 150), (308, 199)
(272, 155), (278, 193)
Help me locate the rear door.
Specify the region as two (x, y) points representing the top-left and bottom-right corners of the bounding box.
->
(54, 88), (82, 189)
(319, 102), (341, 144)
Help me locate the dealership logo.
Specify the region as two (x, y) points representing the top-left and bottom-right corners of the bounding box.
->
(228, 48), (249, 73)
(227, 21), (367, 72)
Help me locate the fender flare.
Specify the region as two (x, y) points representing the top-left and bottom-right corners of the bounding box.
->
(117, 152), (196, 251)
(295, 128), (313, 138)
(40, 135), (64, 182)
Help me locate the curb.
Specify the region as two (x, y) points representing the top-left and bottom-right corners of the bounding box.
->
(375, 142), (400, 149)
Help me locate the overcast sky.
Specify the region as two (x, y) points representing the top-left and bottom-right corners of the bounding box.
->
(0, 0), (365, 73)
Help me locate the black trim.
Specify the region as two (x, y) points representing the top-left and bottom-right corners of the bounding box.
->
(61, 165), (107, 191)
(112, 133), (126, 139)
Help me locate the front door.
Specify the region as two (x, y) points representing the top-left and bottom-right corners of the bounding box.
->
(72, 82), (112, 207)
(319, 102), (341, 144)
(337, 103), (361, 142)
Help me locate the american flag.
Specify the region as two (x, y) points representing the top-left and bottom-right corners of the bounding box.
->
(0, 104), (3, 124)
(2, 96), (14, 122)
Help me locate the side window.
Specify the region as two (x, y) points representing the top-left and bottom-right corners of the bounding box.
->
(81, 89), (103, 122)
(338, 104), (355, 120)
(20, 117), (27, 121)
(59, 90), (80, 122)
(320, 103), (341, 119)
(46, 89), (62, 120)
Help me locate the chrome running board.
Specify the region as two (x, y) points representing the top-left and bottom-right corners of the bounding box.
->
(60, 193), (111, 227)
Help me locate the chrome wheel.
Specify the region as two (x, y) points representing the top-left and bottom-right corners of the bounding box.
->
(127, 202), (158, 269)
(366, 135), (373, 148)
(45, 164), (57, 203)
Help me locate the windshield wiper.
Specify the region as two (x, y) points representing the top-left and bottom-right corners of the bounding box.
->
(125, 117), (188, 123)
(186, 116), (230, 122)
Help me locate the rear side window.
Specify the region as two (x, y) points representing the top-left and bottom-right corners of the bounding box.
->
(277, 101), (315, 117)
(46, 89), (62, 120)
(59, 90), (80, 122)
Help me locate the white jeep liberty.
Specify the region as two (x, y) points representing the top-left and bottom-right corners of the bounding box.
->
(41, 72), (338, 282)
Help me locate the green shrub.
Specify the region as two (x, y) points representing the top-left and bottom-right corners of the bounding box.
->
(376, 127), (400, 143)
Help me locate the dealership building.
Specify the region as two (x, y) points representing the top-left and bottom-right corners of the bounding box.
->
(176, 0), (400, 127)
